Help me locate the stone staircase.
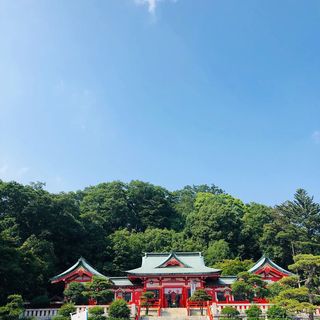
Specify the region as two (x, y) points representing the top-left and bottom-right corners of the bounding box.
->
(140, 307), (208, 320)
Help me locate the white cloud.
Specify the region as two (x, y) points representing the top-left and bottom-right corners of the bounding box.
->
(312, 130), (320, 144)
(134, 0), (176, 15)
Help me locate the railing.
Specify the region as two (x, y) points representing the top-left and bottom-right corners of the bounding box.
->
(215, 302), (272, 314)
(25, 303), (138, 320)
(207, 301), (214, 320)
(186, 299), (208, 316)
(23, 308), (59, 319)
(137, 298), (161, 319)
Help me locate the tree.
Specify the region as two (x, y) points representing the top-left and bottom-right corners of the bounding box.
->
(231, 272), (269, 302)
(205, 240), (231, 265)
(64, 282), (87, 304)
(242, 203), (274, 260)
(245, 305), (262, 320)
(140, 291), (155, 315)
(189, 289), (212, 315)
(127, 180), (180, 231)
(0, 295), (24, 320)
(220, 306), (239, 320)
(260, 189), (320, 266)
(267, 305), (288, 319)
(88, 306), (106, 320)
(108, 299), (130, 319)
(276, 254), (320, 320)
(85, 276), (113, 304)
(213, 258), (254, 276)
(53, 303), (76, 320)
(185, 193), (245, 254)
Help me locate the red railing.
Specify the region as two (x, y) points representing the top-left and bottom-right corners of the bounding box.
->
(207, 301), (214, 320)
(137, 298), (161, 319)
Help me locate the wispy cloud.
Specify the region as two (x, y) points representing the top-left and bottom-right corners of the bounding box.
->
(134, 0), (177, 15)
(312, 130), (320, 144)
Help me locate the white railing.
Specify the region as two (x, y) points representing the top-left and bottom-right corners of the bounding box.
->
(214, 303), (272, 315)
(24, 304), (137, 319)
(24, 308), (59, 319)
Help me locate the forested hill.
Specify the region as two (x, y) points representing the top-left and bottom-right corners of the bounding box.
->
(0, 180), (319, 304)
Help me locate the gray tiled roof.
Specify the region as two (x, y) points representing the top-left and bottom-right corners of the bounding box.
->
(248, 255), (293, 275)
(109, 277), (134, 286)
(126, 252), (221, 276)
(50, 257), (107, 282)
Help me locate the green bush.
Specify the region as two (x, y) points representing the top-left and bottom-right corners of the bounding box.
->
(0, 294), (24, 320)
(245, 305), (262, 320)
(220, 306), (240, 320)
(53, 303), (76, 320)
(108, 299), (130, 319)
(267, 305), (288, 319)
(89, 306), (106, 320)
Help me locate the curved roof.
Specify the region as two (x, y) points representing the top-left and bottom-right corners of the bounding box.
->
(50, 257), (107, 283)
(248, 255), (293, 276)
(127, 252), (221, 276)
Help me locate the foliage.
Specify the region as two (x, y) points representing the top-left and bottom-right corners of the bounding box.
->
(212, 258), (254, 276)
(53, 303), (76, 320)
(270, 254), (320, 319)
(108, 299), (130, 319)
(141, 291), (155, 315)
(189, 289), (211, 315)
(267, 305), (288, 319)
(245, 305), (262, 320)
(88, 306), (106, 320)
(85, 276), (113, 304)
(231, 272), (269, 301)
(220, 306), (239, 320)
(64, 282), (87, 304)
(205, 240), (231, 265)
(185, 193), (245, 255)
(1, 178), (320, 305)
(0, 295), (24, 320)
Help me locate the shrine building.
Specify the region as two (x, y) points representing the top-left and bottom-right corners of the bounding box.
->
(50, 252), (292, 308)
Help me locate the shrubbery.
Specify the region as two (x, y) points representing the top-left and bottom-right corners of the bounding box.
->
(108, 299), (130, 319)
(220, 306), (239, 320)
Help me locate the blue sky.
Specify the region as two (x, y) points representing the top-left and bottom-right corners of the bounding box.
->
(0, 0), (319, 205)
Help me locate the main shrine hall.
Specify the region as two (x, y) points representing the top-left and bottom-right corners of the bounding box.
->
(51, 252), (292, 308)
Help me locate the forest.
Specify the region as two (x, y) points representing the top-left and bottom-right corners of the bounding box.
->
(1, 179), (320, 306)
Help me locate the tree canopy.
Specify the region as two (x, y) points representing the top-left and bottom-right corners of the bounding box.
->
(1, 179), (320, 306)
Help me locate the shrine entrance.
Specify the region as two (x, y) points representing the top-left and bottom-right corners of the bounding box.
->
(164, 288), (184, 308)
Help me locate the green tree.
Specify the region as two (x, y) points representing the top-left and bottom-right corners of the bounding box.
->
(85, 276), (113, 304)
(127, 180), (179, 231)
(267, 305), (288, 319)
(245, 305), (262, 320)
(205, 240), (231, 265)
(212, 258), (254, 276)
(108, 299), (130, 319)
(260, 189), (320, 266)
(53, 303), (76, 320)
(242, 203), (274, 260)
(268, 255), (320, 320)
(220, 306), (239, 320)
(88, 306), (106, 320)
(231, 272), (269, 301)
(186, 193), (245, 254)
(0, 295), (24, 320)
(189, 289), (212, 315)
(64, 282), (87, 304)
(140, 291), (155, 315)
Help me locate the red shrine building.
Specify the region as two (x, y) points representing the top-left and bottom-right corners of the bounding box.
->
(50, 252), (292, 308)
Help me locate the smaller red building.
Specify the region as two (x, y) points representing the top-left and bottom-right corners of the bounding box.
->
(51, 252), (292, 308)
